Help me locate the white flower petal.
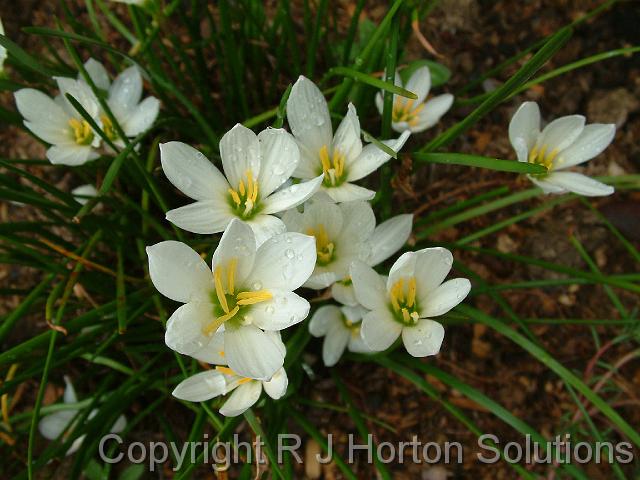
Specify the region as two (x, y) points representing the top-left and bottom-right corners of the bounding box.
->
(251, 290), (310, 331)
(190, 332), (227, 364)
(350, 260), (387, 311)
(387, 251), (418, 291)
(39, 411), (76, 440)
(219, 123), (261, 188)
(108, 66), (142, 119)
(348, 331), (372, 353)
(295, 196), (343, 240)
(412, 247), (454, 297)
(332, 103), (362, 161)
(337, 201), (376, 244)
(261, 174), (323, 215)
(219, 381), (262, 417)
(83, 58), (110, 91)
(536, 114), (585, 153)
(71, 184), (97, 205)
(293, 142), (320, 179)
(368, 214), (413, 266)
(56, 77), (100, 119)
(555, 124), (616, 169)
(401, 319), (444, 357)
(172, 370), (227, 402)
(123, 96), (160, 136)
(110, 415), (127, 434)
(346, 130), (410, 182)
(309, 305), (342, 337)
(165, 301), (213, 355)
(541, 171), (614, 197)
(24, 119), (71, 145)
(287, 76), (333, 156)
(47, 145), (96, 166)
(165, 201), (232, 235)
(246, 214), (287, 247)
(247, 232), (316, 291)
(257, 128), (300, 197)
(211, 218), (256, 287)
(63, 377), (78, 403)
(405, 66), (431, 104)
(411, 94), (453, 133)
(331, 282), (358, 306)
(304, 271), (339, 290)
(224, 324), (284, 380)
(324, 182), (375, 202)
(262, 368), (288, 399)
(160, 142), (230, 201)
(146, 241), (213, 303)
(361, 309), (402, 351)
(420, 278), (471, 317)
(15, 89), (69, 141)
(509, 101), (540, 163)
(322, 321), (350, 366)
(529, 175), (566, 194)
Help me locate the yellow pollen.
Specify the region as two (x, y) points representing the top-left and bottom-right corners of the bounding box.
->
(318, 145), (346, 186)
(306, 224), (335, 264)
(227, 258), (237, 295)
(228, 170), (260, 217)
(238, 179), (246, 196)
(203, 305), (239, 335)
(215, 366), (252, 384)
(528, 144), (558, 170)
(218, 350), (225, 357)
(228, 188), (241, 206)
(407, 277), (416, 308)
(214, 266), (230, 314)
(389, 276), (420, 324)
(319, 145), (331, 172)
(402, 308), (411, 323)
(100, 115), (118, 140)
(236, 290), (273, 305)
(392, 97), (425, 126)
(68, 118), (94, 145)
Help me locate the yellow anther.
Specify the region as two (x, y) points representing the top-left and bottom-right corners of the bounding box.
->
(528, 144), (558, 170)
(407, 277), (416, 308)
(100, 115), (118, 140)
(390, 289), (400, 312)
(228, 170), (260, 216)
(227, 258), (237, 295)
(203, 305), (239, 335)
(319, 145), (331, 173)
(214, 266), (229, 314)
(218, 351), (225, 357)
(307, 224), (335, 264)
(238, 179), (246, 196)
(236, 290), (272, 305)
(215, 366), (237, 376)
(402, 308), (411, 323)
(68, 118), (93, 145)
(228, 188), (241, 206)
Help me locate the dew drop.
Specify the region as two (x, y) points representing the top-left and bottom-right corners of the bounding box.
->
(252, 281), (263, 290)
(265, 305), (276, 315)
(285, 248), (295, 259)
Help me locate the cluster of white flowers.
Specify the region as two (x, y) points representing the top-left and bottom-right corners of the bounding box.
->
(14, 58), (159, 166)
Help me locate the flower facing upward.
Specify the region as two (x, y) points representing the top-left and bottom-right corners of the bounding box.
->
(509, 101), (616, 196)
(309, 303), (372, 367)
(287, 75), (410, 202)
(15, 77), (102, 165)
(282, 195), (412, 290)
(172, 332), (288, 417)
(82, 58), (160, 145)
(350, 247), (470, 357)
(375, 66), (454, 134)
(160, 124), (323, 245)
(147, 219), (316, 380)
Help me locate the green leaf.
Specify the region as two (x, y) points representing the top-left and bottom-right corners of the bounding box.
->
(414, 152), (548, 174)
(400, 59), (451, 87)
(327, 66), (417, 99)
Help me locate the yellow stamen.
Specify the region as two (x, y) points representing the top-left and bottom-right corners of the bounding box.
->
(402, 308), (411, 323)
(203, 305), (239, 335)
(68, 118), (93, 145)
(319, 145), (331, 172)
(228, 188), (241, 206)
(528, 144), (559, 170)
(407, 277), (416, 308)
(215, 366), (237, 376)
(218, 351), (225, 357)
(236, 290), (273, 305)
(214, 266), (229, 314)
(238, 179), (246, 196)
(227, 258), (237, 295)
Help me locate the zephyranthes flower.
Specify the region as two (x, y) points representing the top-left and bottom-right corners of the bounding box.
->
(309, 303), (372, 367)
(15, 77), (102, 165)
(161, 124), (323, 245)
(509, 101), (615, 196)
(82, 58), (160, 146)
(350, 247), (470, 357)
(287, 75), (410, 202)
(282, 195), (412, 290)
(172, 332), (288, 417)
(39, 377), (126, 455)
(375, 66), (453, 134)
(71, 184), (98, 205)
(147, 219), (316, 380)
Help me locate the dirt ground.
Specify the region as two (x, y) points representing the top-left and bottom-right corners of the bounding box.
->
(1, 1), (639, 479)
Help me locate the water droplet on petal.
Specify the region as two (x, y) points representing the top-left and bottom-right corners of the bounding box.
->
(252, 281), (262, 290)
(265, 305), (275, 315)
(285, 248), (295, 259)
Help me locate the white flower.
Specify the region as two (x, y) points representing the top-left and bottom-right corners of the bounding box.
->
(110, 0), (146, 4)
(0, 17), (7, 73)
(375, 67), (453, 134)
(350, 247), (470, 357)
(38, 376), (126, 455)
(160, 124), (323, 246)
(172, 332), (288, 416)
(287, 75), (410, 202)
(309, 303), (372, 367)
(509, 101), (615, 197)
(71, 184), (98, 205)
(282, 195), (412, 290)
(146, 218), (316, 380)
(15, 77), (102, 165)
(82, 58), (160, 145)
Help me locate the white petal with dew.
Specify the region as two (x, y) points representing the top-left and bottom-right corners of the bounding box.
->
(261, 174), (323, 215)
(420, 278), (471, 318)
(219, 381), (262, 417)
(219, 123), (261, 188)
(165, 301), (213, 355)
(412, 94), (454, 133)
(165, 201), (232, 235)
(172, 370), (227, 402)
(508, 101), (540, 162)
(555, 124), (615, 169)
(536, 114), (585, 153)
(542, 172), (614, 197)
(361, 309), (402, 352)
(211, 218), (256, 287)
(263, 368), (288, 399)
(83, 58), (110, 91)
(350, 260), (388, 311)
(257, 128), (300, 197)
(108, 66), (143, 119)
(401, 319), (445, 357)
(332, 103), (362, 161)
(224, 324), (284, 380)
(347, 130), (410, 181)
(287, 76), (333, 156)
(322, 321), (350, 367)
(123, 97), (160, 136)
(405, 66), (431, 104)
(368, 214), (413, 266)
(251, 290), (309, 331)
(309, 305), (342, 337)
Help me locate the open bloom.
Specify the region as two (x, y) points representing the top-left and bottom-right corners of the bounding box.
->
(147, 219), (316, 380)
(39, 377), (126, 455)
(309, 303), (371, 367)
(283, 195), (412, 290)
(509, 101), (615, 196)
(350, 247), (470, 357)
(161, 124), (323, 245)
(287, 75), (410, 202)
(82, 58), (160, 146)
(71, 184), (98, 205)
(375, 66), (453, 134)
(172, 332), (288, 416)
(15, 77), (102, 165)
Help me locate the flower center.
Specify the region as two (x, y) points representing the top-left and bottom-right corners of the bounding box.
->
(306, 224), (335, 265)
(202, 258), (272, 335)
(392, 98), (424, 126)
(341, 315), (362, 337)
(528, 144), (558, 172)
(319, 145), (346, 187)
(68, 118), (94, 145)
(389, 276), (420, 326)
(228, 170), (260, 219)
(215, 366), (252, 385)
(101, 115), (118, 141)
